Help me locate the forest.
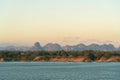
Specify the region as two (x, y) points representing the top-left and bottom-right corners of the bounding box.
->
(0, 50), (120, 62)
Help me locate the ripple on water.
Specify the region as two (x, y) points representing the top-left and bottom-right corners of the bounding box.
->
(0, 62), (120, 80)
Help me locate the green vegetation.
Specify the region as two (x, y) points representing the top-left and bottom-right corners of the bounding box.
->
(0, 50), (120, 62)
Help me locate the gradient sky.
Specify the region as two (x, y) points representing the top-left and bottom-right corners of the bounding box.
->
(0, 0), (120, 46)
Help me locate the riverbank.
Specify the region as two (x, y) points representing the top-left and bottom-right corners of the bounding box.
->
(29, 56), (120, 62)
(0, 50), (120, 62)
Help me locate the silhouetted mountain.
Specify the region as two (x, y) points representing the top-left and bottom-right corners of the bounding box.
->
(74, 43), (87, 50)
(43, 43), (62, 51)
(64, 44), (88, 51)
(32, 42), (42, 50)
(63, 43), (117, 51)
(0, 46), (30, 51)
(100, 44), (116, 51)
(0, 42), (119, 51)
(118, 47), (120, 51)
(87, 44), (100, 50)
(63, 45), (74, 51)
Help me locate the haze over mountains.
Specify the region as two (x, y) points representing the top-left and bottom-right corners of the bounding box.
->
(0, 42), (120, 51)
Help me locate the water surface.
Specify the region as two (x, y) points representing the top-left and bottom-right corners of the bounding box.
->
(0, 62), (120, 80)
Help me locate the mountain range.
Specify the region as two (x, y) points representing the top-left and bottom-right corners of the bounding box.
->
(0, 42), (120, 51)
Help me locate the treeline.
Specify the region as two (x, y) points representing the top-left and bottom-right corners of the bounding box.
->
(0, 50), (120, 62)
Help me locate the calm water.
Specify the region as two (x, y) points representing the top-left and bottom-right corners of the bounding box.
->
(0, 62), (120, 80)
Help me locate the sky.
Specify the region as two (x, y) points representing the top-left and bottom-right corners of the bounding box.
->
(0, 0), (120, 46)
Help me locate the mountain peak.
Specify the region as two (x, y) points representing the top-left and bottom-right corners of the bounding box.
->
(33, 42), (42, 50)
(43, 43), (62, 51)
(0, 42), (119, 51)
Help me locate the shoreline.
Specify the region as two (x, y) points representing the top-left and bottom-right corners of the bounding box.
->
(0, 50), (120, 62)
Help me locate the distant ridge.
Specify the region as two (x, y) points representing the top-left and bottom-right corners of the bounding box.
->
(0, 42), (120, 51)
(63, 43), (117, 51)
(43, 43), (62, 51)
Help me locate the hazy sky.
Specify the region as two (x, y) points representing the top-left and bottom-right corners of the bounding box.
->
(0, 0), (120, 46)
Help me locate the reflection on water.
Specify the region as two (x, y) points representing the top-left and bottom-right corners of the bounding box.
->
(0, 62), (120, 80)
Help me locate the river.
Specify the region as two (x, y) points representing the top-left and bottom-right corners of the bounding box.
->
(0, 62), (120, 80)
